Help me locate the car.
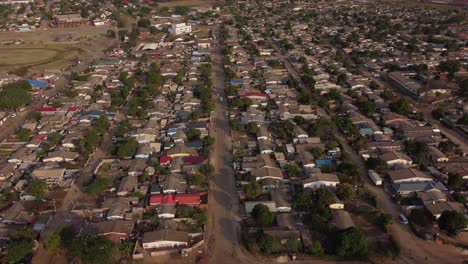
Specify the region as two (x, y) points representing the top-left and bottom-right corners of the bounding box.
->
(399, 213), (408, 225)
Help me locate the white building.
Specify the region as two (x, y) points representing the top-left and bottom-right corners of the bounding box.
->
(170, 23), (191, 35)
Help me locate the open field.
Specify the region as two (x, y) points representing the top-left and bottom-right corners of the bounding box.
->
(0, 26), (115, 71)
(158, 0), (214, 7)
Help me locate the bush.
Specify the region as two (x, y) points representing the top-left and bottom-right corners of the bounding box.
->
(251, 204), (274, 226)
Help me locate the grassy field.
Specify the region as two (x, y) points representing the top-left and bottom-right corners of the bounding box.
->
(0, 26), (113, 71)
(158, 0), (214, 7)
(0, 48), (59, 66)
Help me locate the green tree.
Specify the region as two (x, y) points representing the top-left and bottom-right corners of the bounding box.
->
(18, 128), (31, 142)
(365, 157), (387, 173)
(95, 116), (110, 135)
(257, 233), (281, 254)
(7, 240), (34, 264)
(44, 232), (61, 255)
(447, 174), (463, 189)
(336, 184), (353, 201)
(389, 97), (412, 115)
(187, 128), (201, 141)
(85, 177), (112, 195)
(286, 238), (301, 253)
(336, 227), (369, 258)
(313, 188), (336, 207)
(199, 163), (214, 176)
(438, 210), (467, 235)
(84, 128), (99, 149)
(308, 240), (324, 256)
(246, 122), (258, 134)
(283, 163), (301, 178)
(0, 81), (32, 110)
(137, 18), (151, 28)
(117, 137), (138, 159)
(176, 205), (195, 218)
(251, 204), (274, 226)
(67, 236), (116, 264)
(189, 173), (207, 186)
(243, 181), (262, 200)
(28, 180), (47, 199)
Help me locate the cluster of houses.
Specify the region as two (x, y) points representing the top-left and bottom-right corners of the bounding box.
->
(0, 4), (220, 260)
(224, 0), (468, 251)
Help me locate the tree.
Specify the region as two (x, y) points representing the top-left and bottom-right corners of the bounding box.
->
(365, 157), (387, 173)
(44, 232), (61, 255)
(67, 236), (116, 264)
(137, 18), (151, 28)
(438, 210), (467, 235)
(313, 188), (335, 207)
(409, 208), (432, 228)
(28, 180), (47, 199)
(336, 184), (353, 201)
(84, 128), (99, 149)
(95, 116), (110, 135)
(389, 97), (412, 115)
(246, 122), (258, 134)
(257, 233), (281, 254)
(286, 238), (301, 253)
(187, 128), (201, 141)
(199, 163), (214, 176)
(189, 173), (207, 186)
(243, 181), (262, 200)
(308, 240), (324, 256)
(251, 204), (274, 226)
(85, 177), (112, 196)
(117, 137), (138, 159)
(18, 128), (31, 142)
(447, 174), (463, 189)
(7, 228), (37, 263)
(337, 73), (348, 86)
(336, 227), (369, 258)
(176, 205), (195, 218)
(7, 240), (34, 263)
(283, 163), (301, 178)
(0, 81), (32, 110)
(431, 108), (444, 120)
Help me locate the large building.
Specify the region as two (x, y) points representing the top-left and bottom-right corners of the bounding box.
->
(53, 13), (87, 28)
(170, 23), (191, 35)
(387, 71), (423, 97)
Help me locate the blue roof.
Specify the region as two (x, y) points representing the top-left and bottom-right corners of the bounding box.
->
(27, 79), (47, 88)
(315, 159), (334, 167)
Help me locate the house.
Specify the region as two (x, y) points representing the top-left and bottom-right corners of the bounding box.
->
(31, 168), (65, 186)
(271, 189), (291, 213)
(425, 201), (465, 220)
(297, 151), (315, 168)
(379, 151), (412, 167)
(102, 197), (132, 221)
(256, 126), (270, 141)
(117, 176), (137, 196)
(302, 173), (340, 189)
(166, 144), (197, 158)
(43, 150), (78, 163)
(1, 202), (35, 225)
(392, 181), (448, 195)
(387, 168), (433, 184)
(128, 159), (147, 176)
(331, 210), (355, 230)
(170, 23), (191, 35)
(158, 204), (176, 219)
(149, 193), (202, 206)
(142, 229), (189, 249)
(427, 146), (449, 163)
(244, 201), (277, 214)
(81, 220), (134, 243)
(251, 167), (283, 181)
(417, 191), (447, 204)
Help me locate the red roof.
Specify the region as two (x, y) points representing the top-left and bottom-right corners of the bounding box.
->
(240, 92), (267, 98)
(37, 107), (58, 112)
(159, 156), (172, 165)
(35, 134), (47, 140)
(183, 156), (204, 164)
(149, 194), (201, 206)
(68, 106), (79, 112)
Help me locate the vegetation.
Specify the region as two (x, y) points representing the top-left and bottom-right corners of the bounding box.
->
(438, 210), (467, 235)
(7, 228), (37, 264)
(336, 227), (368, 258)
(27, 180), (47, 200)
(0, 81), (32, 110)
(251, 204), (274, 226)
(85, 177), (112, 196)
